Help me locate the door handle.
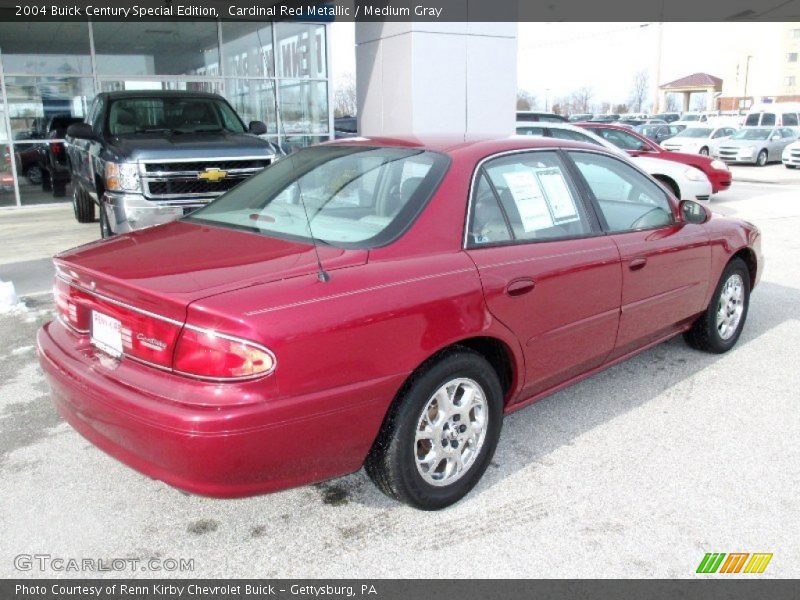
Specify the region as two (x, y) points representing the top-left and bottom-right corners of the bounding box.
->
(506, 278), (536, 297)
(629, 257), (648, 271)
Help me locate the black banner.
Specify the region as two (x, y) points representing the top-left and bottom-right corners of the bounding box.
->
(0, 0), (799, 22)
(3, 580), (800, 600)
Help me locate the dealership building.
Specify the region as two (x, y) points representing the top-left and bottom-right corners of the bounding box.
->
(0, 20), (333, 207)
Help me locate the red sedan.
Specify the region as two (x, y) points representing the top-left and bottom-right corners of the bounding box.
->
(37, 136), (761, 509)
(580, 123), (732, 193)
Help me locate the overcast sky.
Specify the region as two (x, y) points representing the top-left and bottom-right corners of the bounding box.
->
(330, 22), (766, 108)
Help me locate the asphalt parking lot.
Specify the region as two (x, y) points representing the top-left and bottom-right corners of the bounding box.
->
(0, 173), (798, 578)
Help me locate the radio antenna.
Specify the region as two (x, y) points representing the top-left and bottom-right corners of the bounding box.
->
(257, 24), (330, 283)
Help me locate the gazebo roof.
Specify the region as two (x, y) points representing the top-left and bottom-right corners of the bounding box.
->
(661, 73), (723, 90)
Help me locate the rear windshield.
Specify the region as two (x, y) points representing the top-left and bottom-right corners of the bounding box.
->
(108, 96), (246, 135)
(186, 146), (450, 248)
(676, 128), (713, 138)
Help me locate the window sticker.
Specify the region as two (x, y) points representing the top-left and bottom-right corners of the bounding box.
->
(536, 168), (579, 223)
(502, 170), (554, 232)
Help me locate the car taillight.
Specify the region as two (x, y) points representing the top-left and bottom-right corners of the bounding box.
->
(174, 328), (276, 380)
(54, 277), (89, 332)
(119, 313), (182, 369)
(50, 142), (62, 155)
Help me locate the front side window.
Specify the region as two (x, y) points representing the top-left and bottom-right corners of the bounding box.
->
(569, 151), (673, 233)
(188, 146), (449, 247)
(761, 113), (777, 126)
(468, 151), (592, 246)
(107, 97), (246, 135)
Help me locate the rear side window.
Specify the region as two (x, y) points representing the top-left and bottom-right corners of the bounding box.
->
(761, 113), (776, 126)
(569, 151), (673, 233)
(549, 128), (602, 146)
(783, 113), (798, 126)
(468, 151), (593, 247)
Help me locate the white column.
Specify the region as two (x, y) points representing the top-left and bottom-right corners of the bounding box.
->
(355, 22), (517, 137)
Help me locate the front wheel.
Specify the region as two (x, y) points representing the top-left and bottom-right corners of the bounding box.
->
(684, 258), (750, 353)
(699, 147), (709, 156)
(365, 348), (504, 510)
(756, 150), (768, 167)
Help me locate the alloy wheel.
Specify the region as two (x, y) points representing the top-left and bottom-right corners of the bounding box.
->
(717, 273), (744, 340)
(414, 378), (488, 487)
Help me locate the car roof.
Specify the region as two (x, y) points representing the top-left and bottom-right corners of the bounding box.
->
(320, 134), (614, 158)
(101, 90), (226, 100)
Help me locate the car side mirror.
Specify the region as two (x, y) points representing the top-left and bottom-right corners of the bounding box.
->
(680, 200), (710, 225)
(248, 121), (268, 135)
(66, 122), (97, 141)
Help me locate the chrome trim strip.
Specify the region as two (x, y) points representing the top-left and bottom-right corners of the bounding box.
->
(56, 314), (90, 335)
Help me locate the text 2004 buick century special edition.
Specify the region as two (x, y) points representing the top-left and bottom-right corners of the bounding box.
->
(38, 136), (761, 509)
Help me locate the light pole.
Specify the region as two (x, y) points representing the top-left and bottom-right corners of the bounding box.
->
(641, 22), (663, 114)
(743, 55), (753, 109)
(545, 88), (550, 112)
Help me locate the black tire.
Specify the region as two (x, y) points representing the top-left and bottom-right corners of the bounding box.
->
(365, 347), (504, 510)
(72, 187), (95, 223)
(684, 258), (750, 354)
(756, 150), (768, 167)
(699, 147), (709, 156)
(26, 166), (42, 185)
(786, 164), (797, 169)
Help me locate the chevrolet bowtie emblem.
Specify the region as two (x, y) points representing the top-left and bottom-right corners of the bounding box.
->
(198, 167), (228, 182)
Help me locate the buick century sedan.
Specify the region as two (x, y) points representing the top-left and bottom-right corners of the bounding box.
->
(38, 136), (761, 510)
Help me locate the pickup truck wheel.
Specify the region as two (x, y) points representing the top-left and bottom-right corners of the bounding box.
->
(684, 258), (750, 353)
(26, 166), (42, 186)
(72, 188), (95, 223)
(365, 348), (503, 510)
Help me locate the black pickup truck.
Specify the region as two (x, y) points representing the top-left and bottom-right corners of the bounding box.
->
(66, 91), (282, 236)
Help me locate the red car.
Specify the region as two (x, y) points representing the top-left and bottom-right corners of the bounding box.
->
(37, 136), (761, 509)
(580, 123), (732, 193)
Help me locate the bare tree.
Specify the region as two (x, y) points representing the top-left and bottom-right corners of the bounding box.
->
(689, 93), (706, 112)
(614, 103), (629, 114)
(516, 90), (537, 111)
(333, 73), (357, 118)
(570, 87), (593, 114)
(629, 70), (649, 113)
(665, 93), (679, 112)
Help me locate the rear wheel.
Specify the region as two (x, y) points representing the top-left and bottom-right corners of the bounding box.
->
(72, 187), (95, 223)
(365, 348), (503, 510)
(699, 147), (709, 156)
(786, 164), (797, 169)
(26, 166), (42, 185)
(756, 149), (768, 167)
(684, 258), (750, 353)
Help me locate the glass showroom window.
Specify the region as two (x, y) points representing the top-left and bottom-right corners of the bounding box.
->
(278, 80), (329, 136)
(225, 79), (278, 135)
(0, 22), (92, 75)
(276, 22), (327, 79)
(222, 22), (275, 79)
(98, 80), (222, 95)
(92, 22), (220, 77)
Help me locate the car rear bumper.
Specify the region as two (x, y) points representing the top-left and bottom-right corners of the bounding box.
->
(37, 320), (399, 497)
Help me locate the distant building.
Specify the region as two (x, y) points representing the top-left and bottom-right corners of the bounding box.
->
(717, 23), (800, 111)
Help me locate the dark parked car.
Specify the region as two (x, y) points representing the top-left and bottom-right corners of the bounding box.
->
(37, 115), (83, 197)
(516, 111), (568, 123)
(589, 114), (621, 123)
(334, 116), (358, 139)
(39, 135), (761, 510)
(66, 90), (282, 235)
(634, 123), (678, 144)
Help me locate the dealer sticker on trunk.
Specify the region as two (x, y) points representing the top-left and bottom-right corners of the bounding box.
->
(91, 311), (123, 358)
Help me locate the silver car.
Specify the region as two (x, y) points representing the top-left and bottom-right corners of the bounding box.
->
(711, 127), (798, 166)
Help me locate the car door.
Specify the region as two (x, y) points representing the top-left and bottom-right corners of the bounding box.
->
(465, 150), (622, 400)
(566, 150), (711, 358)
